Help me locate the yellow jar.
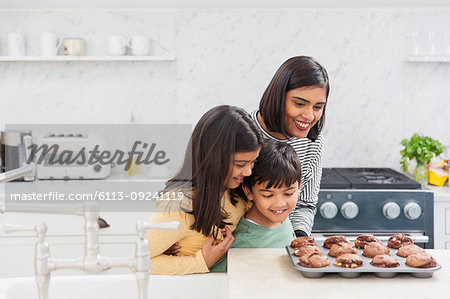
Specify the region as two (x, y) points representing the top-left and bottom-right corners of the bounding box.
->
(428, 168), (449, 186)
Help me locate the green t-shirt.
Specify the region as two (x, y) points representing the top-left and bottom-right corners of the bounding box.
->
(210, 217), (295, 272)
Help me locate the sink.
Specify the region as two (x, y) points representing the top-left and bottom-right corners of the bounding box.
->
(0, 273), (227, 299)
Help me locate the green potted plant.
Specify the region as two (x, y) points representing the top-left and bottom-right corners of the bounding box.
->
(400, 133), (444, 185)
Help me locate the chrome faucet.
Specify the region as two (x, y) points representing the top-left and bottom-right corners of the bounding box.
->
(4, 202), (179, 299)
(0, 133), (36, 183)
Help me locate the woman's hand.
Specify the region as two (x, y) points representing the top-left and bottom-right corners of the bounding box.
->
(201, 226), (235, 269)
(163, 242), (181, 255)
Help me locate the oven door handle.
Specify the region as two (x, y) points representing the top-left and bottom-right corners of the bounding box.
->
(311, 234), (429, 244)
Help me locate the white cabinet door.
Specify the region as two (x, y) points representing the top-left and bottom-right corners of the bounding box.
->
(433, 194), (450, 249)
(0, 212), (152, 278)
(446, 208), (450, 249)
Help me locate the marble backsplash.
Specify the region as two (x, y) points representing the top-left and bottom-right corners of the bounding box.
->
(0, 9), (449, 170)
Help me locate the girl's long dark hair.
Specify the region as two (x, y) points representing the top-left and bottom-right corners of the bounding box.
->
(163, 105), (263, 237)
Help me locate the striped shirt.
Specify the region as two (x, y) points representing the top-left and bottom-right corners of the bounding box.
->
(251, 110), (324, 236)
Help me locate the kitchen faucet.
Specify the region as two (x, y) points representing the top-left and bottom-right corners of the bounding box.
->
(3, 202), (179, 299)
(0, 134), (36, 183)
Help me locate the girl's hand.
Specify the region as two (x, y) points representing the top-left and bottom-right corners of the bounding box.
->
(201, 226), (235, 269)
(163, 242), (181, 255)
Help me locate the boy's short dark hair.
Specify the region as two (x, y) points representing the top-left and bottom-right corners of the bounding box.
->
(243, 139), (302, 190)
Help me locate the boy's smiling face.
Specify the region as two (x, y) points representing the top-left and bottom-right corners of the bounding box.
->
(243, 180), (300, 228)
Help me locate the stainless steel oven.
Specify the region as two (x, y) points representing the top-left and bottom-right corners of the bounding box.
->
(312, 168), (434, 248)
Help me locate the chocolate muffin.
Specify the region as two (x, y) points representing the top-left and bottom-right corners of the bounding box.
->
(328, 242), (357, 257)
(334, 254), (364, 268)
(323, 235), (350, 249)
(294, 245), (321, 257)
(406, 253), (437, 268)
(397, 244), (426, 258)
(291, 236), (316, 248)
(354, 234), (382, 249)
(370, 255), (400, 268)
(298, 253), (331, 268)
(388, 233), (413, 249)
(363, 242), (390, 258)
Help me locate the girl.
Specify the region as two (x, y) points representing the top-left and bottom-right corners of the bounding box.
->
(146, 105), (263, 275)
(252, 56), (330, 238)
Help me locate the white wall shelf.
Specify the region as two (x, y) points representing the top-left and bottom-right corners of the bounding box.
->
(2, 0), (450, 9)
(407, 56), (450, 63)
(0, 56), (176, 62)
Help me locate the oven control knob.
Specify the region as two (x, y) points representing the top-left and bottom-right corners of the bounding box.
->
(383, 202), (401, 220)
(341, 202), (359, 219)
(320, 202), (338, 219)
(404, 202), (422, 220)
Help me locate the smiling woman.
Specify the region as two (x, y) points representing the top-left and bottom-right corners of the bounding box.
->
(284, 87), (327, 139)
(253, 56), (330, 237)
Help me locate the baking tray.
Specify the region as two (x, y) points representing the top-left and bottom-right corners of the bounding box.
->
(286, 240), (441, 279)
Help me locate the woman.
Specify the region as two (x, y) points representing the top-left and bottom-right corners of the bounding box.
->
(252, 56), (330, 237)
(146, 105), (263, 275)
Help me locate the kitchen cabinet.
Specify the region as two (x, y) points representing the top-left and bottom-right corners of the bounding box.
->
(0, 211), (152, 278)
(0, 176), (167, 277)
(0, 273), (227, 299)
(430, 185), (450, 249)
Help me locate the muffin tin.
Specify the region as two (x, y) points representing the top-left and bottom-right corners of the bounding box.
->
(286, 240), (441, 278)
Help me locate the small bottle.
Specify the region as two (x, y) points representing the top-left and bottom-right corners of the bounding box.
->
(411, 31), (420, 56)
(428, 31), (436, 56)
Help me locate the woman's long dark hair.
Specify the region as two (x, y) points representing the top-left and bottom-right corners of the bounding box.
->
(259, 56), (330, 141)
(164, 105), (263, 237)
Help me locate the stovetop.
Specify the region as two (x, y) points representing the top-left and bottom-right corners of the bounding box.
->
(320, 168), (421, 190)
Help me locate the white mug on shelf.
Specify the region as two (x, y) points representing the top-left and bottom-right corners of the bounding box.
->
(7, 33), (25, 56)
(63, 38), (85, 56)
(40, 32), (63, 56)
(108, 36), (127, 56)
(127, 36), (151, 56)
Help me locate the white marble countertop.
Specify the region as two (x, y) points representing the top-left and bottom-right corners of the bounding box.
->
(228, 248), (449, 299)
(425, 184), (450, 202)
(0, 175), (162, 197)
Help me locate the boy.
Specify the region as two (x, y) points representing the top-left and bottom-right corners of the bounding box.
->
(210, 139), (301, 272)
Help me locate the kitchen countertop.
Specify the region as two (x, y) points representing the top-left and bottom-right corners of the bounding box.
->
(0, 174), (167, 214)
(228, 248), (449, 299)
(0, 175), (164, 199)
(402, 171), (450, 201)
(425, 184), (450, 202)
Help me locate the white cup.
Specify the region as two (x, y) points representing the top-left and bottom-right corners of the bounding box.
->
(127, 36), (151, 56)
(7, 33), (25, 56)
(40, 32), (63, 56)
(63, 38), (85, 56)
(108, 36), (127, 56)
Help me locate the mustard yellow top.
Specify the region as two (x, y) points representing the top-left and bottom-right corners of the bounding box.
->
(146, 189), (248, 275)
